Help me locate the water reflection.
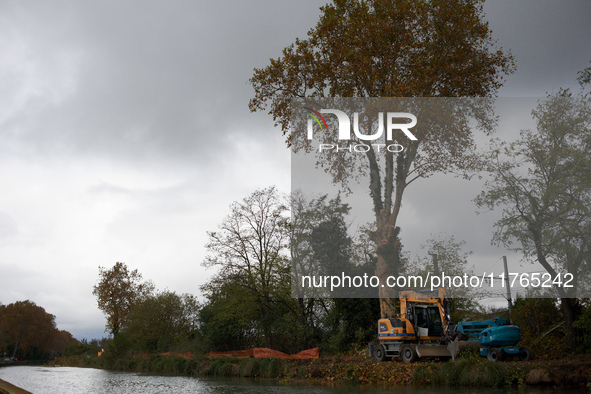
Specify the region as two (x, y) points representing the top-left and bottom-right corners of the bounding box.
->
(0, 365), (582, 394)
(2, 367), (205, 394)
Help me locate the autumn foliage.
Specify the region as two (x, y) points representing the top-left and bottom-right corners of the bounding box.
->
(92, 261), (154, 336)
(0, 300), (77, 360)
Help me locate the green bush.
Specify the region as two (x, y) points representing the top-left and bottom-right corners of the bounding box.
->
(238, 358), (252, 377)
(436, 359), (507, 387)
(249, 358), (261, 377)
(208, 358), (236, 376)
(266, 358), (284, 378)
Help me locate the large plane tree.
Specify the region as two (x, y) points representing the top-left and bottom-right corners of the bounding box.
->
(250, 0), (514, 316)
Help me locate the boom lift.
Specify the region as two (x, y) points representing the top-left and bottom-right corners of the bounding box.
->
(456, 317), (532, 361)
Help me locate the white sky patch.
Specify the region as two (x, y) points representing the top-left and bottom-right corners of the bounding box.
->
(0, 146), (291, 338)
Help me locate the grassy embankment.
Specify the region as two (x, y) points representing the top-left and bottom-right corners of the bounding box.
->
(47, 350), (591, 389)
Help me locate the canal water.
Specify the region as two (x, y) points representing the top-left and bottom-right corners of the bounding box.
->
(0, 365), (577, 393)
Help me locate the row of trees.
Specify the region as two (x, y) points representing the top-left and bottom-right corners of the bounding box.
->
(93, 186), (585, 357)
(94, 186), (591, 357)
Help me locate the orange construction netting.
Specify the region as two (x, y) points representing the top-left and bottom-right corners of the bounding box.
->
(205, 347), (319, 359)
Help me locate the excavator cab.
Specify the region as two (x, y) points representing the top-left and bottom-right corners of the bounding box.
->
(377, 303), (445, 343)
(412, 305), (444, 338)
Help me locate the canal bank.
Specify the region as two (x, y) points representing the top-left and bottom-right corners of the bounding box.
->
(47, 352), (591, 389)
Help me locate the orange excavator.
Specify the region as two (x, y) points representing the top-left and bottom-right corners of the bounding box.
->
(369, 287), (455, 362)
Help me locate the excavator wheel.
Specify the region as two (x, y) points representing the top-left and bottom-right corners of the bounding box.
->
(519, 347), (533, 361)
(374, 344), (387, 362)
(486, 348), (502, 362)
(400, 344), (417, 363)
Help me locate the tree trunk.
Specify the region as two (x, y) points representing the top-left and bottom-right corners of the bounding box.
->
(530, 224), (580, 352)
(560, 297), (580, 353)
(373, 218), (403, 318)
(372, 147), (413, 318)
(11, 341), (19, 359)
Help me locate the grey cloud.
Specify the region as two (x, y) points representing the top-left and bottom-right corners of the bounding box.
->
(0, 0), (325, 165)
(485, 0), (591, 96)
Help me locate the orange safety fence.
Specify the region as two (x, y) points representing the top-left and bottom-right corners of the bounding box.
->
(134, 352), (194, 359)
(206, 347), (319, 359)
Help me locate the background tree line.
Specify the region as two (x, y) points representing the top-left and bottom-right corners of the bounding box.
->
(93, 186), (591, 358)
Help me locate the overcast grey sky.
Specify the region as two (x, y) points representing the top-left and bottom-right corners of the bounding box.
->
(0, 0), (590, 340)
